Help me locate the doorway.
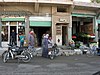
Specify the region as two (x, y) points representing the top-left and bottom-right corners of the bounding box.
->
(31, 27), (51, 46)
(62, 26), (67, 45)
(10, 26), (17, 45)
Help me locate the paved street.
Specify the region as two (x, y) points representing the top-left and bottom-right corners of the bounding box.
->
(0, 55), (100, 75)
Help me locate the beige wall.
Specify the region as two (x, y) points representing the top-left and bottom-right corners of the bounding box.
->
(0, 0), (73, 4)
(0, 5), (34, 13)
(52, 6), (72, 44)
(0, 5), (53, 16)
(39, 6), (52, 14)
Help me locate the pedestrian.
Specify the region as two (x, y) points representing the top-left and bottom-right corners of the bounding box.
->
(19, 32), (25, 47)
(42, 33), (45, 57)
(28, 30), (35, 49)
(48, 36), (53, 49)
(10, 30), (17, 45)
(42, 33), (49, 58)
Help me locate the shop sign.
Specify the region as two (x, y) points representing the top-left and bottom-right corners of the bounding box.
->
(29, 16), (51, 21)
(59, 18), (66, 22)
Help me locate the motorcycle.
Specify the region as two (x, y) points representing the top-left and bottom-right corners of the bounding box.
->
(2, 44), (31, 63)
(48, 44), (59, 60)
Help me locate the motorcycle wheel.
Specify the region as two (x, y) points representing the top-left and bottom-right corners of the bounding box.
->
(2, 51), (8, 63)
(55, 48), (59, 54)
(49, 55), (54, 60)
(21, 52), (31, 62)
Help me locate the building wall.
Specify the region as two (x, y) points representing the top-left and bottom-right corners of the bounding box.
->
(52, 6), (72, 45)
(73, 9), (96, 15)
(0, 1), (99, 46)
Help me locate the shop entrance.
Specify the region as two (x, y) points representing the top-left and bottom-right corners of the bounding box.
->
(31, 27), (51, 46)
(62, 26), (67, 45)
(72, 17), (93, 46)
(10, 26), (17, 45)
(1, 25), (17, 47)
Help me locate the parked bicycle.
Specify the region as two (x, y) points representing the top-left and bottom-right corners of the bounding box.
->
(86, 45), (97, 57)
(27, 46), (42, 58)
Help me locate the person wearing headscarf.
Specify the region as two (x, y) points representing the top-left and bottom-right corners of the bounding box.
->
(42, 33), (49, 58)
(28, 31), (35, 49)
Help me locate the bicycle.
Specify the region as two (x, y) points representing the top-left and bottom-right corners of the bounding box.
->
(27, 46), (42, 58)
(86, 45), (97, 57)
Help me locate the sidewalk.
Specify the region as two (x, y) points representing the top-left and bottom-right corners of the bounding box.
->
(0, 47), (8, 56)
(0, 46), (83, 57)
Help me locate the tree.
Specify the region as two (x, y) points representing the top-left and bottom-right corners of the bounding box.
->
(91, 0), (100, 3)
(96, 0), (100, 3)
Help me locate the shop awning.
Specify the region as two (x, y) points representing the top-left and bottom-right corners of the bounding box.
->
(29, 16), (51, 27)
(72, 13), (95, 17)
(97, 20), (100, 24)
(30, 21), (51, 27)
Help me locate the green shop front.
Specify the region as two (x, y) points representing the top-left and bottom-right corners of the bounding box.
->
(1, 17), (25, 47)
(72, 13), (97, 46)
(29, 16), (51, 46)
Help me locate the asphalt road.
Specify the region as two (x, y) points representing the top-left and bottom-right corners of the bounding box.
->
(0, 55), (100, 75)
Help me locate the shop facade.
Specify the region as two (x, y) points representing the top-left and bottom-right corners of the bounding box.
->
(29, 16), (52, 46)
(72, 2), (100, 46)
(1, 17), (25, 46)
(0, 0), (73, 47)
(0, 1), (100, 47)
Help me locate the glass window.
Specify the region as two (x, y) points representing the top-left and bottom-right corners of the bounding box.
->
(18, 26), (25, 35)
(1, 26), (8, 41)
(57, 7), (67, 12)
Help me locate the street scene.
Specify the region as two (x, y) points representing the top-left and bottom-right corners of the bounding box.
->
(0, 0), (100, 75)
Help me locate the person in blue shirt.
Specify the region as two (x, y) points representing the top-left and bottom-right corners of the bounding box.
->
(19, 32), (25, 47)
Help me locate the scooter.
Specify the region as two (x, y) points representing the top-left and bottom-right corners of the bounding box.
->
(2, 44), (31, 63)
(48, 44), (59, 60)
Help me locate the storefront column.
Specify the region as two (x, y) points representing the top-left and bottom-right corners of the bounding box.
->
(67, 15), (72, 45)
(52, 20), (56, 44)
(0, 18), (2, 47)
(94, 17), (98, 42)
(67, 26), (72, 44)
(25, 16), (29, 40)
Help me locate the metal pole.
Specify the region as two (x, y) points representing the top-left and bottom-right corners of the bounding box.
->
(98, 28), (100, 48)
(0, 18), (2, 47)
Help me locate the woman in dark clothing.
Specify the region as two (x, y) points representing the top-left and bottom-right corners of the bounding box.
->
(42, 34), (49, 58)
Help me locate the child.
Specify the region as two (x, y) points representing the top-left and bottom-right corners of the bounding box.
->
(19, 33), (25, 47)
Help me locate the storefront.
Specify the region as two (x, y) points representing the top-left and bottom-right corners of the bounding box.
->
(29, 16), (52, 46)
(52, 14), (72, 46)
(1, 17), (25, 47)
(72, 13), (96, 45)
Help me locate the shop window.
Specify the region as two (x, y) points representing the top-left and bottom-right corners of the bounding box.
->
(18, 26), (25, 35)
(57, 7), (67, 12)
(1, 26), (8, 41)
(10, 22), (17, 25)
